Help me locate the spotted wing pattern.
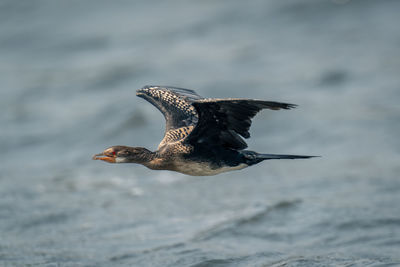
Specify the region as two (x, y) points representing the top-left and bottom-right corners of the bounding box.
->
(137, 85), (296, 152)
(136, 86), (203, 149)
(186, 98), (296, 150)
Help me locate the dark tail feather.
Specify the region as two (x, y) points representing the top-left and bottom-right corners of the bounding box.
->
(242, 151), (318, 166)
(258, 153), (317, 160)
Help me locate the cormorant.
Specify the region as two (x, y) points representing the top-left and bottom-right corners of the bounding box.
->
(93, 85), (315, 176)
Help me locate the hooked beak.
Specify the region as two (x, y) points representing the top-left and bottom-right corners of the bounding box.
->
(92, 152), (116, 163)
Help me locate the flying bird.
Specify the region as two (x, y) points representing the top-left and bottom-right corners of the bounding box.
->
(93, 85), (315, 176)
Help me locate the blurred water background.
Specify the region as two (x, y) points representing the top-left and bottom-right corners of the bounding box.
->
(1, 0), (400, 266)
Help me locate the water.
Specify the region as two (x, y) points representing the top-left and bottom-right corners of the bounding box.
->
(1, 0), (400, 266)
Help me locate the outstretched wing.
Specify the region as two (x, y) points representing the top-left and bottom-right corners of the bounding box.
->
(185, 98), (296, 150)
(136, 85), (204, 148)
(137, 85), (296, 151)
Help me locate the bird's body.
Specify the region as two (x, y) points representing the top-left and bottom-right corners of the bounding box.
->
(93, 85), (315, 176)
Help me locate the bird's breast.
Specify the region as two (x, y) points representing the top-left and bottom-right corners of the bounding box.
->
(172, 161), (248, 176)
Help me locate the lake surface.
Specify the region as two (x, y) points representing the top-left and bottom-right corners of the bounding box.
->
(1, 0), (400, 266)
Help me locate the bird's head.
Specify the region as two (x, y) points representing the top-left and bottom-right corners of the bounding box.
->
(92, 146), (153, 164)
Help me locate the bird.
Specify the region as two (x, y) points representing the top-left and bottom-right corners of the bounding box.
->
(92, 85), (316, 176)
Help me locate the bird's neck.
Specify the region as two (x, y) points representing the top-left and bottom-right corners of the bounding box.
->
(136, 148), (157, 163)
(142, 150), (173, 170)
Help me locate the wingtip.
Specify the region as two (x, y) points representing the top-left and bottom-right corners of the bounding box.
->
(136, 85), (158, 97)
(288, 103), (298, 109)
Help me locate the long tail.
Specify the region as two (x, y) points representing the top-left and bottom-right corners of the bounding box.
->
(258, 153), (316, 160)
(242, 151), (317, 166)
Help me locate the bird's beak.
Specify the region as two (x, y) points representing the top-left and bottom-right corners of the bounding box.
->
(92, 152), (116, 163)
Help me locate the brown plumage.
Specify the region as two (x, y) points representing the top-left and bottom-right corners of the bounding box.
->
(92, 85), (315, 176)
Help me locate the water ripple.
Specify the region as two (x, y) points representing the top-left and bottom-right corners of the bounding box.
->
(192, 200), (301, 241)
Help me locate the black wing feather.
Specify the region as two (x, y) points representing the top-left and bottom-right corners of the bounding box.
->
(136, 85), (296, 151)
(187, 99), (296, 150)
